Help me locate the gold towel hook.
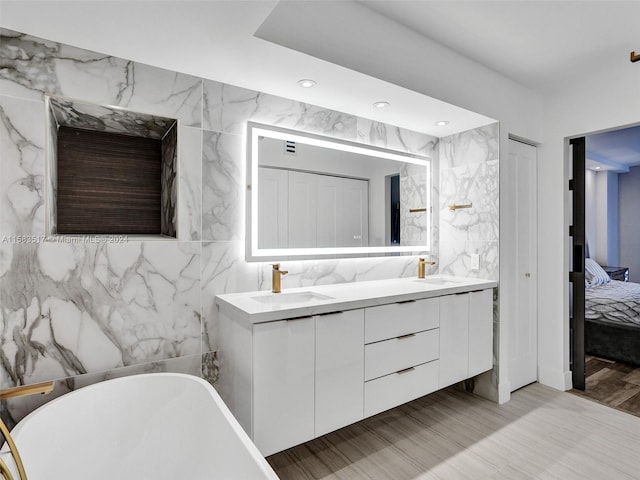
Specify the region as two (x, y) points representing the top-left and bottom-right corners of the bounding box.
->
(631, 51), (640, 63)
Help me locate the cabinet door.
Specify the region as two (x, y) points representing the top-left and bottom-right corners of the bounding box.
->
(315, 310), (364, 437)
(439, 293), (469, 388)
(253, 318), (315, 456)
(468, 289), (494, 377)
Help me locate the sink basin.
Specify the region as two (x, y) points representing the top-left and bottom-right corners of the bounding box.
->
(251, 291), (334, 305)
(414, 277), (461, 286)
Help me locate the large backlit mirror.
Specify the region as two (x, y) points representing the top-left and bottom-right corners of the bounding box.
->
(246, 122), (432, 261)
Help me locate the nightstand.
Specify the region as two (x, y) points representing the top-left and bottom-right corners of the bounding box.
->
(602, 266), (629, 282)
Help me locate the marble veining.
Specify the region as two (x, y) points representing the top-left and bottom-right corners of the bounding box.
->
(399, 163), (429, 247)
(203, 80), (357, 139)
(356, 118), (438, 157)
(178, 126), (203, 241)
(49, 97), (177, 140)
(46, 102), (58, 235)
(0, 28), (202, 127)
(0, 241), (201, 390)
(161, 123), (177, 237)
(202, 131), (244, 241)
(0, 95), (45, 237)
(439, 123), (499, 280)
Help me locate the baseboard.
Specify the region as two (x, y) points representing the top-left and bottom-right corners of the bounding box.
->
(497, 381), (511, 404)
(538, 366), (572, 391)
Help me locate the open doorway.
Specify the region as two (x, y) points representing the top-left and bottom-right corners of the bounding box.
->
(569, 124), (640, 416)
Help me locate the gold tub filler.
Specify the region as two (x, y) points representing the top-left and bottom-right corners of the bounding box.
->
(0, 382), (54, 480)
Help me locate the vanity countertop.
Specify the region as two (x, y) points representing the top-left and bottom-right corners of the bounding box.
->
(215, 275), (497, 324)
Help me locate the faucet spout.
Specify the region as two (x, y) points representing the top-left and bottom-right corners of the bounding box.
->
(272, 263), (288, 293)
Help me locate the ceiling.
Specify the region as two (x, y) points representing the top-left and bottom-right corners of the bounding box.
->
(359, 1), (640, 94)
(1, 1), (638, 142)
(586, 125), (640, 173)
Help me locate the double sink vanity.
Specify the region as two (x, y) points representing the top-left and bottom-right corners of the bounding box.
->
(216, 274), (497, 456)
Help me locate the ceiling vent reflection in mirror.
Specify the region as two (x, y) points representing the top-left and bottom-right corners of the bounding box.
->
(246, 122), (433, 261)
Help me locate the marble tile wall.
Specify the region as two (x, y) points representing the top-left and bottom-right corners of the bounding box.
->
(0, 27), (498, 423)
(439, 122), (500, 397)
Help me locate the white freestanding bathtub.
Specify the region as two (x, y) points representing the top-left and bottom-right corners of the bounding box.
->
(0, 373), (279, 479)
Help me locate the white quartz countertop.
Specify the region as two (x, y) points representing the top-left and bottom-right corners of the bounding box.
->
(215, 275), (497, 324)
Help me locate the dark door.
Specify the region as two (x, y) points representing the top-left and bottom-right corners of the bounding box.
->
(570, 137), (586, 390)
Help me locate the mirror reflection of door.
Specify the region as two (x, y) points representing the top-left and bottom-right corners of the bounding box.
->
(258, 167), (369, 249)
(252, 124), (431, 255)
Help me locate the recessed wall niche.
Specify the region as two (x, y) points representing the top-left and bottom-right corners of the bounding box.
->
(46, 97), (177, 237)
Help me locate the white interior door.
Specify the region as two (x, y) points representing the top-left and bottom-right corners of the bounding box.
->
(507, 139), (538, 391)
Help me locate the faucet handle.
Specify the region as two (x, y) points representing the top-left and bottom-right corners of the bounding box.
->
(272, 263), (288, 275)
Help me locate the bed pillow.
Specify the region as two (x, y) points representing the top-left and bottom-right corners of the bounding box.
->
(585, 258), (610, 287)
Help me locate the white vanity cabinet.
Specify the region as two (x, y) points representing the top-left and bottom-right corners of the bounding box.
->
(439, 289), (494, 388)
(216, 277), (497, 457)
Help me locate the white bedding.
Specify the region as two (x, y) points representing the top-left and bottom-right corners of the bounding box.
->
(585, 280), (640, 326)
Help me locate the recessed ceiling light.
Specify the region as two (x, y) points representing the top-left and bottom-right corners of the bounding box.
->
(373, 101), (390, 108)
(595, 166), (601, 170)
(297, 79), (316, 88)
(435, 121), (450, 126)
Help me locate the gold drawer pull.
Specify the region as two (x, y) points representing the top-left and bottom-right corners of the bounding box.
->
(397, 367), (415, 375)
(397, 333), (416, 340)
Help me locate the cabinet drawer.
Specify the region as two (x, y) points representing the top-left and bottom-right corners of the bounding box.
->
(364, 360), (439, 417)
(365, 298), (439, 343)
(364, 328), (439, 381)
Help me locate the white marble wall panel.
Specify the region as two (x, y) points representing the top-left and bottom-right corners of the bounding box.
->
(399, 163), (429, 246)
(0, 95), (45, 237)
(202, 131), (244, 241)
(49, 97), (176, 139)
(46, 101), (58, 235)
(356, 118), (438, 157)
(161, 123), (178, 237)
(0, 29), (202, 127)
(178, 126), (202, 241)
(439, 123), (499, 280)
(203, 80), (356, 139)
(0, 241), (201, 389)
(438, 123), (500, 399)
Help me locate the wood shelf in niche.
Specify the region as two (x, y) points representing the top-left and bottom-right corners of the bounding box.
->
(48, 97), (177, 237)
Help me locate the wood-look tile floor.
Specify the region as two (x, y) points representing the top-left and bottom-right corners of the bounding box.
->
(267, 383), (640, 480)
(570, 355), (640, 417)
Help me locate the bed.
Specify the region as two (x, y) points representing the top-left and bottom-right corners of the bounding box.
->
(585, 272), (640, 367)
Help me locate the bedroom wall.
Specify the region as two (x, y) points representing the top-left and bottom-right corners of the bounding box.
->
(585, 170), (597, 258)
(619, 166), (640, 282)
(586, 170), (620, 267)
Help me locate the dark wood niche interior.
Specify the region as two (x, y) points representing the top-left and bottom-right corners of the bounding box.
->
(56, 127), (162, 235)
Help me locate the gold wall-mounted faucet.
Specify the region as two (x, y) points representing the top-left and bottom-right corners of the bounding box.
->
(271, 263), (288, 293)
(418, 258), (436, 278)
